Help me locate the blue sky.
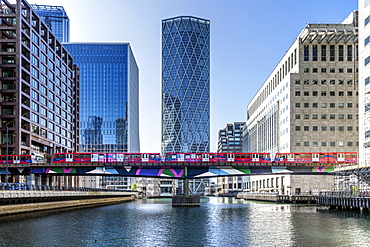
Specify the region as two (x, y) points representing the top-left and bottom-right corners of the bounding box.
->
(26, 0), (358, 152)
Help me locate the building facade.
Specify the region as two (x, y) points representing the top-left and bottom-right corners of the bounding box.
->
(154, 16), (211, 197)
(217, 122), (248, 194)
(0, 0), (79, 160)
(64, 43), (139, 189)
(30, 4), (70, 43)
(244, 12), (359, 195)
(245, 12), (359, 156)
(359, 0), (370, 168)
(161, 16), (210, 154)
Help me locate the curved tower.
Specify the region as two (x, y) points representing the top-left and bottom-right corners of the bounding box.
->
(161, 16), (210, 154)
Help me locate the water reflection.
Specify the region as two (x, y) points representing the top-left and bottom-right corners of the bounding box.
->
(0, 197), (369, 246)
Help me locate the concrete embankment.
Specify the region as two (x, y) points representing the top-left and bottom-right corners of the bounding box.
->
(0, 197), (134, 216)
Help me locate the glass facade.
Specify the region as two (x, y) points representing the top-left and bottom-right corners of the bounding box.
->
(64, 43), (139, 153)
(162, 16), (210, 154)
(30, 4), (70, 43)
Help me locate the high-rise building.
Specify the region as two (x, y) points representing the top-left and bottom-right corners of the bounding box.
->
(217, 122), (247, 194)
(0, 0), (79, 160)
(64, 43), (139, 189)
(161, 16), (210, 154)
(245, 12), (359, 155)
(30, 4), (70, 43)
(159, 16), (211, 197)
(243, 12), (358, 195)
(359, 0), (370, 168)
(64, 42), (139, 154)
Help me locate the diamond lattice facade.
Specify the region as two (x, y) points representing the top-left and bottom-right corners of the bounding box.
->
(161, 16), (210, 154)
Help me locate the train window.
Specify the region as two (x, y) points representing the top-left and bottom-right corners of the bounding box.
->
(320, 154), (325, 158)
(306, 153), (311, 158)
(185, 154), (190, 159)
(260, 154), (264, 158)
(74, 154), (79, 159)
(197, 154), (202, 159)
(172, 154), (176, 159)
(21, 156), (27, 161)
(235, 154), (240, 159)
(191, 154), (196, 158)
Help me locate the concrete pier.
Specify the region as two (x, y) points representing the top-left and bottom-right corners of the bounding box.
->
(317, 195), (370, 212)
(172, 195), (200, 207)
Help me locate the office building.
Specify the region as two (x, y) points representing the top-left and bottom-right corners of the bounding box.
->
(217, 122), (248, 194)
(0, 0), (79, 185)
(64, 42), (139, 154)
(359, 0), (370, 168)
(245, 12), (358, 155)
(244, 12), (358, 195)
(30, 4), (70, 43)
(159, 16), (211, 196)
(64, 42), (139, 189)
(161, 16), (210, 154)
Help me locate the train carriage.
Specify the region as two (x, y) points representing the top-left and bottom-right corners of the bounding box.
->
(0, 155), (32, 164)
(274, 152), (358, 164)
(53, 153), (107, 163)
(107, 153), (161, 163)
(219, 153), (271, 163)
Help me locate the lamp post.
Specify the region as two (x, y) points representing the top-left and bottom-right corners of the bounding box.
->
(0, 126), (8, 184)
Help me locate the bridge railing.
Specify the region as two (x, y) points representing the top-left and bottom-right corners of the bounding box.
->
(318, 191), (370, 198)
(0, 183), (134, 192)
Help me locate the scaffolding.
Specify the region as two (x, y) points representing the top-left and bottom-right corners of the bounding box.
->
(332, 165), (370, 196)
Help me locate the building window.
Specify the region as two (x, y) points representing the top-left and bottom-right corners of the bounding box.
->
(322, 126), (327, 131)
(304, 114), (309, 119)
(295, 103), (300, 108)
(347, 45), (353, 61)
(295, 142), (300, 146)
(330, 80), (335, 84)
(330, 103), (335, 108)
(330, 142), (335, 147)
(312, 68), (318, 73)
(321, 80), (327, 85)
(304, 80), (309, 84)
(312, 103), (318, 108)
(338, 103), (344, 108)
(348, 142), (353, 146)
(338, 45), (343, 61)
(330, 45), (335, 61)
(330, 91), (335, 96)
(295, 126), (301, 131)
(312, 80), (318, 84)
(339, 126), (344, 131)
(330, 114), (335, 119)
(348, 126), (353, 131)
(365, 56), (370, 66)
(304, 103), (309, 108)
(295, 114), (300, 119)
(313, 141), (318, 147)
(321, 68), (326, 73)
(321, 45), (326, 61)
(304, 68), (309, 73)
(312, 91), (318, 96)
(330, 126), (335, 131)
(295, 79), (300, 84)
(348, 115), (353, 119)
(304, 126), (309, 131)
(330, 68), (335, 73)
(295, 91), (300, 96)
(338, 91), (344, 96)
(338, 141), (344, 147)
(304, 141), (309, 146)
(347, 91), (353, 96)
(304, 91), (309, 96)
(321, 103), (327, 108)
(312, 114), (318, 119)
(304, 45), (309, 61)
(338, 114), (344, 119)
(322, 142), (327, 147)
(312, 45), (318, 61)
(321, 114), (327, 119)
(313, 126), (318, 131)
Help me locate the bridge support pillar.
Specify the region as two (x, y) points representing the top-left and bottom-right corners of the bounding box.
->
(172, 177), (200, 207)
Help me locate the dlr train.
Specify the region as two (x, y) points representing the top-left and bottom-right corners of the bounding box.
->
(0, 152), (358, 165)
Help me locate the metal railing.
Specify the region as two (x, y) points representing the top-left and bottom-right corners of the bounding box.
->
(0, 183), (136, 192)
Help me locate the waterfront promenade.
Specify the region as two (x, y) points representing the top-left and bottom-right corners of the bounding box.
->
(0, 186), (138, 216)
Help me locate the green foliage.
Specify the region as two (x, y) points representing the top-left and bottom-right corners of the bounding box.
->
(131, 183), (137, 191)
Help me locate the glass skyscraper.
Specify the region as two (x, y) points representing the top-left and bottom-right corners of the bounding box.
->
(161, 16), (210, 154)
(64, 43), (139, 153)
(30, 4), (70, 42)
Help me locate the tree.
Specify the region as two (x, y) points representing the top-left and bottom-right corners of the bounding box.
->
(131, 183), (137, 191)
